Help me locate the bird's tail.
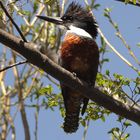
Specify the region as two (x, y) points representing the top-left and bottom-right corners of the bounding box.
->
(63, 94), (81, 133)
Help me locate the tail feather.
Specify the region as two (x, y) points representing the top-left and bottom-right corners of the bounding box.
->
(63, 92), (81, 133)
(61, 84), (89, 133)
(81, 98), (89, 115)
(63, 113), (80, 133)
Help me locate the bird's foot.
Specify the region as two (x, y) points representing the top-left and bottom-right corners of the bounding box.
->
(72, 72), (77, 79)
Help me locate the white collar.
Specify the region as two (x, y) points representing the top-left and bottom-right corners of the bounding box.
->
(66, 25), (93, 39)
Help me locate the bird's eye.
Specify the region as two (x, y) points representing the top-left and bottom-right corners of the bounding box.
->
(62, 16), (73, 21)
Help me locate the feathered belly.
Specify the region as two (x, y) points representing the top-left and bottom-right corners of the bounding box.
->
(70, 57), (89, 72)
(60, 33), (99, 75)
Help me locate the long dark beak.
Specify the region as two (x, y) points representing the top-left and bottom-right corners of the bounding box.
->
(37, 15), (63, 25)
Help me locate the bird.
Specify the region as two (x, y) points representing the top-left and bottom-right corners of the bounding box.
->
(37, 1), (99, 133)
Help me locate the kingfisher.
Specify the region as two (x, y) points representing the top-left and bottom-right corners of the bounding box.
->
(37, 2), (99, 133)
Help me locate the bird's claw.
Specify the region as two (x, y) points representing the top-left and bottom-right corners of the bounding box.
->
(72, 72), (77, 79)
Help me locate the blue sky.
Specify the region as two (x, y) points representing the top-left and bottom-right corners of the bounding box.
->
(4, 0), (140, 140)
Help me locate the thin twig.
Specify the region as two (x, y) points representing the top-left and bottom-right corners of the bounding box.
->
(12, 55), (30, 140)
(8, 0), (30, 26)
(61, 0), (67, 16)
(1, 116), (8, 140)
(24, 71), (40, 98)
(34, 100), (39, 140)
(98, 28), (138, 72)
(24, 2), (45, 36)
(5, 104), (16, 140)
(1, 79), (16, 140)
(33, 22), (45, 42)
(82, 119), (90, 140)
(0, 60), (28, 72)
(84, 0), (140, 74)
(1, 80), (8, 140)
(45, 74), (59, 86)
(0, 1), (27, 42)
(105, 11), (140, 66)
(116, 32), (140, 65)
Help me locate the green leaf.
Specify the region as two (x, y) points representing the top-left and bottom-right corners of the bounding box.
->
(123, 121), (132, 127)
(113, 73), (124, 80)
(48, 100), (58, 107)
(117, 116), (124, 122)
(104, 13), (110, 18)
(124, 133), (130, 139)
(133, 0), (136, 4)
(101, 115), (105, 122)
(100, 59), (109, 64)
(137, 42), (140, 47)
(0, 10), (4, 17)
(104, 8), (112, 13)
(106, 70), (110, 76)
(21, 24), (28, 32)
(18, 10), (30, 16)
(114, 22), (118, 30)
(108, 127), (120, 134)
(38, 85), (53, 96)
(80, 119), (86, 127)
(60, 107), (65, 118)
(33, 1), (38, 13)
(125, 0), (130, 4)
(104, 8), (112, 18)
(44, 0), (55, 5)
(93, 4), (101, 10)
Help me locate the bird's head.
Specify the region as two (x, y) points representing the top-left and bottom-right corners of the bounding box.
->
(37, 2), (98, 39)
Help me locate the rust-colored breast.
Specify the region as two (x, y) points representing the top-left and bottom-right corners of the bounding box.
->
(60, 33), (99, 75)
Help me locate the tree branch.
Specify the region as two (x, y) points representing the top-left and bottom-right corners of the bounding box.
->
(0, 29), (140, 125)
(0, 1), (27, 42)
(115, 0), (140, 7)
(0, 60), (27, 72)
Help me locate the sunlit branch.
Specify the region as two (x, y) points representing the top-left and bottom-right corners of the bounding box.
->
(97, 28), (139, 73)
(8, 0), (30, 26)
(0, 29), (140, 125)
